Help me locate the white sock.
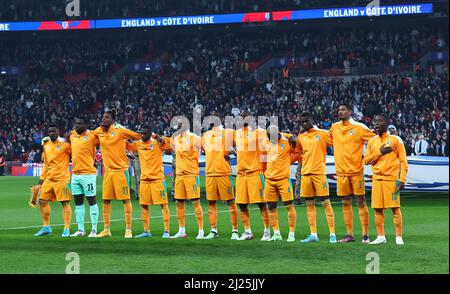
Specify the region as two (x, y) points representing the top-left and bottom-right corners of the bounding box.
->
(179, 227), (185, 234)
(198, 229), (204, 235)
(311, 233), (318, 238)
(330, 233), (336, 237)
(264, 227), (270, 234)
(211, 228), (217, 233)
(245, 228), (252, 234)
(274, 230), (280, 235)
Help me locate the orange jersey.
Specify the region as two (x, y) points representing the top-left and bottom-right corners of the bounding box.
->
(201, 126), (234, 176)
(329, 119), (375, 176)
(171, 131), (201, 176)
(293, 127), (332, 175)
(69, 130), (99, 175)
(40, 138), (71, 181)
(234, 127), (266, 175)
(364, 132), (408, 183)
(127, 136), (171, 180)
(264, 134), (293, 180)
(93, 125), (141, 172)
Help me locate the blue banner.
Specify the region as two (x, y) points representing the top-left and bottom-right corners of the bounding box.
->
(0, 3), (433, 32)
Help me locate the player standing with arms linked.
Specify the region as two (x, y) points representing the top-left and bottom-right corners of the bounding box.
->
(93, 109), (142, 238)
(329, 103), (375, 243)
(34, 124), (72, 237)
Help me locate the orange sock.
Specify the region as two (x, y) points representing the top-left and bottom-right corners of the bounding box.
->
(40, 202), (51, 227)
(240, 209), (251, 231)
(208, 202), (217, 230)
(269, 208), (279, 231)
(193, 200), (203, 231)
(287, 204), (297, 233)
(375, 209), (385, 236)
(322, 199), (335, 235)
(228, 202), (238, 231)
(392, 208), (402, 237)
(358, 203), (369, 236)
(141, 206), (150, 232)
(306, 200), (317, 234)
(124, 201), (132, 230)
(342, 199), (353, 235)
(176, 201), (186, 228)
(62, 203), (72, 230)
(260, 205), (270, 229)
(161, 204), (170, 232)
(103, 202), (111, 230)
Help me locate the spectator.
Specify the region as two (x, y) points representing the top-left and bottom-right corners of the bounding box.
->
(415, 134), (429, 156)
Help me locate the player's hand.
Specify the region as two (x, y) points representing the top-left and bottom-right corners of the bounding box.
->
(38, 179), (44, 185)
(398, 181), (405, 191)
(379, 144), (393, 155)
(41, 136), (50, 146)
(153, 133), (163, 144)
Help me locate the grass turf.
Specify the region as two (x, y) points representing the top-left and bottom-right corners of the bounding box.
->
(0, 176), (448, 274)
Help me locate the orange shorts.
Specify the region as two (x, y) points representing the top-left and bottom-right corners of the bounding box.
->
(206, 176), (234, 201)
(103, 170), (131, 200)
(300, 174), (329, 198)
(337, 174), (365, 196)
(265, 178), (294, 203)
(371, 179), (401, 209)
(40, 179), (71, 202)
(139, 180), (168, 205)
(235, 174), (265, 204)
(175, 175), (201, 200)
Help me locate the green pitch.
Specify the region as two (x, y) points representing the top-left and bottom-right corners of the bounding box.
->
(0, 176), (448, 274)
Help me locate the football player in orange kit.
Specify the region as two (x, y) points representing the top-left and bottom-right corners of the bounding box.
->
(264, 125), (297, 242)
(201, 112), (238, 240)
(329, 103), (375, 243)
(170, 120), (205, 239)
(233, 110), (270, 241)
(292, 112), (337, 243)
(34, 124), (72, 237)
(69, 117), (100, 238)
(127, 124), (172, 238)
(93, 109), (142, 238)
(364, 113), (408, 245)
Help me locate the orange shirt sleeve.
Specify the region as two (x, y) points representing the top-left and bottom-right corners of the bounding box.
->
(40, 147), (48, 180)
(364, 140), (382, 165)
(161, 136), (172, 151)
(360, 126), (376, 142)
(127, 141), (138, 152)
(118, 127), (142, 141)
(291, 137), (303, 164)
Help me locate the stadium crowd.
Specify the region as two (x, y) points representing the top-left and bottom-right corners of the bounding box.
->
(0, 26), (448, 163)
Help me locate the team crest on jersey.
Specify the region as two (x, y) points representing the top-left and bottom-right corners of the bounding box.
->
(315, 135), (320, 141)
(150, 144), (155, 150)
(386, 140), (392, 146)
(281, 143), (285, 150)
(56, 145), (62, 151)
(111, 132), (116, 137)
(83, 136), (88, 141)
(348, 130), (355, 136)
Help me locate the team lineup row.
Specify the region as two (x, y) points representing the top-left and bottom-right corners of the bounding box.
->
(31, 103), (408, 245)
